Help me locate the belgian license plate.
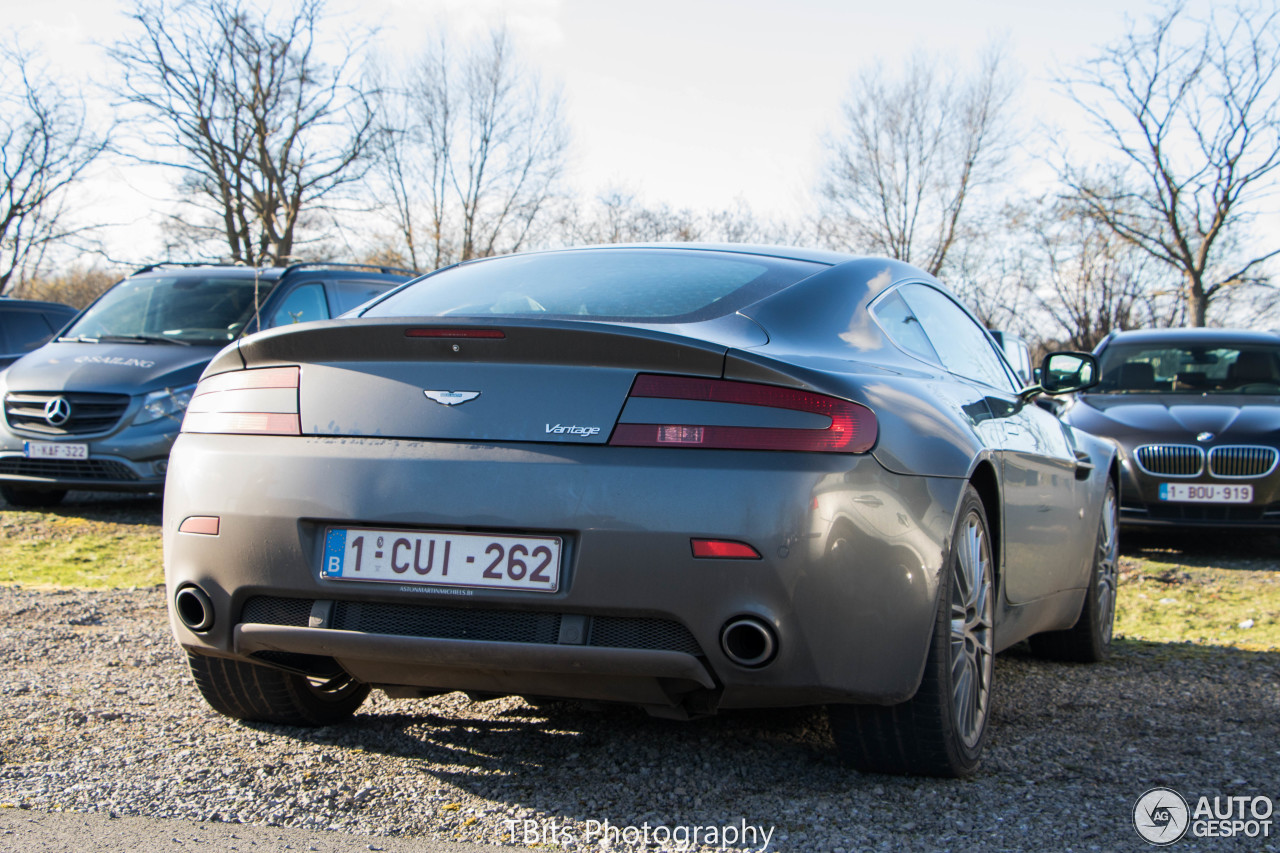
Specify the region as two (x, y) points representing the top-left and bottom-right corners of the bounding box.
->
(23, 441), (89, 460)
(1159, 483), (1253, 503)
(321, 527), (561, 592)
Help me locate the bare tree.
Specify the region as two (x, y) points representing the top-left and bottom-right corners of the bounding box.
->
(1026, 200), (1183, 349)
(557, 189), (791, 248)
(818, 45), (1016, 275)
(0, 44), (108, 293)
(109, 0), (376, 265)
(1058, 1), (1280, 326)
(561, 190), (703, 245)
(374, 27), (568, 270)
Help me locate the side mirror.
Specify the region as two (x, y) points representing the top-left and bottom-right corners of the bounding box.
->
(1039, 351), (1099, 395)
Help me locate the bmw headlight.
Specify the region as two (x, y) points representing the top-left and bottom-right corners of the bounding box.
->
(134, 384), (196, 426)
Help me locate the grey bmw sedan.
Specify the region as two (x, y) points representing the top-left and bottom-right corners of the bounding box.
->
(164, 245), (1117, 777)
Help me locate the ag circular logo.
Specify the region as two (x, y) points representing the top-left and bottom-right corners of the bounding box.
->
(1134, 787), (1190, 845)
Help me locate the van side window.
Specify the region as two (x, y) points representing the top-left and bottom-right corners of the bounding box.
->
(268, 283), (330, 328)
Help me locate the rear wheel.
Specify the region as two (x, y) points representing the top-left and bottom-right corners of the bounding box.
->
(185, 651), (369, 726)
(0, 485), (67, 508)
(829, 485), (995, 777)
(1029, 478), (1118, 662)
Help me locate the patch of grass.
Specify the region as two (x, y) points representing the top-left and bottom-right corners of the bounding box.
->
(0, 508), (162, 589)
(1115, 555), (1280, 652)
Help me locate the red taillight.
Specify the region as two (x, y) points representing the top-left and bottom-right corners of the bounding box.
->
(182, 366), (301, 436)
(609, 374), (876, 453)
(691, 539), (761, 559)
(405, 328), (506, 339)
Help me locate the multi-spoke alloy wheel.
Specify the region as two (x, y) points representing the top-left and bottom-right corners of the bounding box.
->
(950, 508), (994, 750)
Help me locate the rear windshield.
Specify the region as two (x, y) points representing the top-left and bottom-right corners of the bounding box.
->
(360, 249), (826, 323)
(63, 276), (277, 345)
(1096, 343), (1280, 394)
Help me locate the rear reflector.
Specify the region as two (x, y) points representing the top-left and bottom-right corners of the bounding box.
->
(405, 328), (506, 339)
(179, 516), (220, 535)
(610, 374), (876, 453)
(691, 539), (761, 559)
(182, 366), (301, 436)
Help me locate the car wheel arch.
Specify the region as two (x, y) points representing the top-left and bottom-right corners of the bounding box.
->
(967, 459), (1002, 593)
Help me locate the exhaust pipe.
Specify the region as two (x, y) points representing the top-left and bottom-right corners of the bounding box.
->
(720, 617), (777, 668)
(174, 585), (215, 632)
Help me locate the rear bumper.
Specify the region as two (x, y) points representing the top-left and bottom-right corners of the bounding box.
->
(164, 433), (964, 711)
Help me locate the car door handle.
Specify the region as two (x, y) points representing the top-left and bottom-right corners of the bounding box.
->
(1073, 450), (1094, 481)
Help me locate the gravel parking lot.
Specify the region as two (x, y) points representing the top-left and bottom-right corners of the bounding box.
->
(0, 571), (1277, 852)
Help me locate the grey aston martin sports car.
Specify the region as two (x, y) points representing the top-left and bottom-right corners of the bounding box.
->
(1059, 327), (1280, 529)
(164, 245), (1117, 777)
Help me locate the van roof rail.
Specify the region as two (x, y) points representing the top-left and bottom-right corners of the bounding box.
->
(279, 261), (419, 277)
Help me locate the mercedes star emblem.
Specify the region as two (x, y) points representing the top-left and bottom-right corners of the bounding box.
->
(44, 396), (72, 427)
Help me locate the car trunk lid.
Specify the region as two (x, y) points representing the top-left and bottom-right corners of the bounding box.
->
(234, 318), (728, 444)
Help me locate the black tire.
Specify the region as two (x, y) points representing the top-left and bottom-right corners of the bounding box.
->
(829, 485), (995, 777)
(1, 485), (67, 508)
(1029, 478), (1119, 663)
(185, 651), (370, 726)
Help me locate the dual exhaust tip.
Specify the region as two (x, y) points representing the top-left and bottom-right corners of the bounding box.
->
(177, 583), (778, 668)
(174, 584), (214, 632)
(720, 616), (777, 668)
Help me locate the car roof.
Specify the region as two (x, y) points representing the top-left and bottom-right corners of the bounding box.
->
(1101, 327), (1280, 348)
(488, 243), (855, 266)
(0, 297), (76, 313)
(128, 262), (418, 281)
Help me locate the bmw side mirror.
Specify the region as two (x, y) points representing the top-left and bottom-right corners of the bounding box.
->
(1039, 351), (1099, 395)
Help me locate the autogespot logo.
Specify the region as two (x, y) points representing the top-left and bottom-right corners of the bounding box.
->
(1134, 787), (1190, 846)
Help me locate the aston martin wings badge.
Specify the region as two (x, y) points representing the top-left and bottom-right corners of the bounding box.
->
(423, 390), (481, 406)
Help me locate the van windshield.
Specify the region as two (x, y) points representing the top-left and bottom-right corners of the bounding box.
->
(62, 276), (276, 345)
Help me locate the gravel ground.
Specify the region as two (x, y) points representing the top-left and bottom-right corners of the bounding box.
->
(0, 583), (1277, 852)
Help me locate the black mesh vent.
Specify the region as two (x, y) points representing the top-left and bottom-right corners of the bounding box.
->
(0, 457), (139, 481)
(4, 391), (131, 436)
(332, 601), (562, 644)
(590, 616), (702, 655)
(239, 596), (703, 656)
(242, 596), (312, 627)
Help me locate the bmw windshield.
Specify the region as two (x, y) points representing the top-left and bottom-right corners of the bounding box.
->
(61, 276), (276, 346)
(1096, 343), (1280, 394)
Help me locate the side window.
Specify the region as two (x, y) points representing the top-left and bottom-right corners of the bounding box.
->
(0, 310), (55, 352)
(328, 280), (397, 316)
(267, 283), (330, 328)
(871, 290), (941, 364)
(899, 284), (1015, 392)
